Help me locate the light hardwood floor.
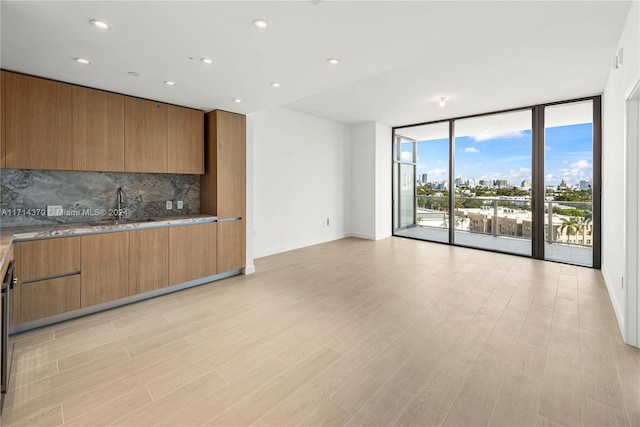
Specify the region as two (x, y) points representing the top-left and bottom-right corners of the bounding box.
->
(2, 237), (639, 427)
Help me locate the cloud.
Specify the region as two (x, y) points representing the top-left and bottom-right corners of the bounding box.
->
(464, 147), (479, 153)
(546, 173), (554, 181)
(400, 151), (413, 162)
(427, 167), (447, 179)
(545, 145), (552, 151)
(499, 155), (531, 164)
(570, 159), (591, 170)
(471, 130), (527, 142)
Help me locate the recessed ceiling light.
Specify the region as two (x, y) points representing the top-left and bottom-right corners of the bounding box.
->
(128, 71), (140, 77)
(74, 57), (91, 65)
(327, 58), (340, 65)
(89, 19), (111, 30)
(165, 81), (176, 86)
(252, 19), (268, 29)
(201, 58), (214, 65)
(438, 96), (447, 107)
(271, 82), (281, 88)
(233, 99), (242, 103)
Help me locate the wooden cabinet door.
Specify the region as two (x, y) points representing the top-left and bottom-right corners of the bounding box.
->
(73, 86), (125, 171)
(5, 72), (73, 170)
(216, 111), (245, 219)
(19, 237), (81, 282)
(124, 97), (167, 173)
(168, 222), (216, 286)
(168, 105), (204, 174)
(81, 232), (129, 307)
(1, 71), (5, 168)
(129, 228), (168, 295)
(217, 219), (244, 273)
(20, 275), (81, 323)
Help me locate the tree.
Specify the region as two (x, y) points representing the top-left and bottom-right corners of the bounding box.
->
(559, 217), (581, 237)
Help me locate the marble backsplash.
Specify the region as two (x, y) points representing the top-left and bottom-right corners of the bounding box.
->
(0, 169), (200, 226)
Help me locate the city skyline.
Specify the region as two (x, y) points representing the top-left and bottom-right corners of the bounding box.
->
(408, 123), (593, 187)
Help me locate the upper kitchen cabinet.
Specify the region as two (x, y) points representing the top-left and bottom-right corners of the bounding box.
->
(5, 72), (73, 170)
(124, 97), (168, 173)
(72, 86), (125, 172)
(168, 105), (204, 174)
(201, 110), (246, 219)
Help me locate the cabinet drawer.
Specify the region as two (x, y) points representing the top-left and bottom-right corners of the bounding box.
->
(19, 237), (81, 282)
(20, 274), (81, 323)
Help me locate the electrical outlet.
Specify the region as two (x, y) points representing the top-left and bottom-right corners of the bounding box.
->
(166, 201), (172, 210)
(47, 205), (63, 216)
(177, 200), (183, 209)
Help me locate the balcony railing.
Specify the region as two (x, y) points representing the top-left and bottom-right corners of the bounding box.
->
(414, 195), (593, 247)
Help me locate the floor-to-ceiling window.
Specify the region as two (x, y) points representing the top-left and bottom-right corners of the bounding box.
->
(392, 97), (601, 268)
(453, 110), (533, 256)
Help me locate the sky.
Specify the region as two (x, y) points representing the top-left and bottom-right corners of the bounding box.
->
(404, 123), (593, 186)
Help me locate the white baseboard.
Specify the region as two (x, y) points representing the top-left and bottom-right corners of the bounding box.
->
(602, 265), (627, 342)
(255, 233), (350, 259)
(243, 265), (256, 275)
(349, 232), (376, 240)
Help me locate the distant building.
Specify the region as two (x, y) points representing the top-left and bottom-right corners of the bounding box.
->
(559, 178), (571, 189)
(579, 179), (592, 191)
(495, 179), (508, 188)
(479, 179), (491, 187)
(421, 173), (428, 184)
(521, 180), (531, 190)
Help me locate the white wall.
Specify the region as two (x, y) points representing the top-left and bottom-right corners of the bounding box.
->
(251, 107), (351, 258)
(375, 122), (393, 239)
(350, 122), (392, 240)
(601, 0), (639, 342)
(350, 123), (377, 239)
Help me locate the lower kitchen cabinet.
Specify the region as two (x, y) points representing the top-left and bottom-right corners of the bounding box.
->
(20, 275), (80, 323)
(81, 232), (130, 307)
(129, 228), (169, 295)
(217, 219), (245, 273)
(169, 222), (217, 286)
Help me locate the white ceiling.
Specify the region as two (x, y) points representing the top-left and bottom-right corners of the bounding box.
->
(1, 1), (631, 127)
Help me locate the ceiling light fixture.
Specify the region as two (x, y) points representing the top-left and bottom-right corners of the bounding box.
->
(327, 58), (340, 65)
(233, 98), (242, 103)
(89, 19), (111, 30)
(165, 81), (176, 86)
(128, 71), (140, 77)
(252, 19), (268, 29)
(271, 82), (281, 88)
(74, 57), (91, 65)
(201, 58), (214, 65)
(438, 96), (447, 107)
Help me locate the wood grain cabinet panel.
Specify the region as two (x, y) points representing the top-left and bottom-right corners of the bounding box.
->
(5, 72), (73, 170)
(20, 275), (80, 324)
(217, 219), (245, 273)
(73, 86), (125, 171)
(201, 110), (246, 219)
(81, 232), (129, 307)
(129, 228), (169, 295)
(169, 223), (217, 286)
(124, 97), (168, 173)
(168, 105), (204, 174)
(19, 237), (81, 282)
(1, 71), (5, 168)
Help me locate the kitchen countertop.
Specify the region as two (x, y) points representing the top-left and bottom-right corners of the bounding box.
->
(0, 214), (217, 273)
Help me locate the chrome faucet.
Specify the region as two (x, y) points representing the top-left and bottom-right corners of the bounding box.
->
(116, 187), (124, 220)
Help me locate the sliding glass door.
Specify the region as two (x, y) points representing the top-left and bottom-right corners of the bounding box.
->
(393, 135), (417, 230)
